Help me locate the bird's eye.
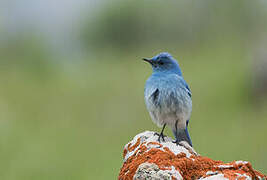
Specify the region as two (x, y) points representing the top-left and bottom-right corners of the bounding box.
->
(159, 61), (164, 65)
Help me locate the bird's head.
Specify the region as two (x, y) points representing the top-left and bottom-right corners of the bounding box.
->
(143, 52), (182, 75)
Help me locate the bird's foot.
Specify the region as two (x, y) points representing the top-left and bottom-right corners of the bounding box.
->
(172, 139), (179, 144)
(173, 140), (199, 156)
(154, 132), (166, 143)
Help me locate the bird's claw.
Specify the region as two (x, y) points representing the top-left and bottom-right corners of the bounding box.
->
(154, 132), (166, 142)
(172, 140), (199, 156)
(172, 139), (179, 145)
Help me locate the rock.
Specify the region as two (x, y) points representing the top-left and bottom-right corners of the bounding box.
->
(118, 131), (266, 180)
(133, 162), (183, 180)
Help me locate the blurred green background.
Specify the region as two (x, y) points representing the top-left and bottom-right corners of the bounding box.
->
(1, 0), (267, 179)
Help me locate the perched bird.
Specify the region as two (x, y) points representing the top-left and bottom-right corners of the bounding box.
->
(143, 52), (193, 147)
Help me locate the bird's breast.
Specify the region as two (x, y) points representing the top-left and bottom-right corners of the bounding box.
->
(145, 79), (192, 114)
(144, 73), (192, 128)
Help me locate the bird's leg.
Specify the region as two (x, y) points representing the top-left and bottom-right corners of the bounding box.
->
(154, 123), (166, 142)
(172, 120), (179, 144)
(172, 120), (193, 149)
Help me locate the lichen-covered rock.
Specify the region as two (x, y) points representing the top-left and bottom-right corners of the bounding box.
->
(118, 131), (266, 180)
(133, 162), (183, 180)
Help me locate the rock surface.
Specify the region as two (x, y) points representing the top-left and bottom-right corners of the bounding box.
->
(118, 131), (266, 180)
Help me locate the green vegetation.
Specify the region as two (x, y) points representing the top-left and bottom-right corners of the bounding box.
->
(0, 40), (267, 179)
(1, 0), (267, 179)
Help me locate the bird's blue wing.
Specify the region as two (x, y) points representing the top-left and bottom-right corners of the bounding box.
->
(180, 78), (192, 98)
(185, 84), (192, 98)
(162, 74), (192, 98)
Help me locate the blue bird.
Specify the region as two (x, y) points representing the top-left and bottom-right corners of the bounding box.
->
(143, 52), (193, 147)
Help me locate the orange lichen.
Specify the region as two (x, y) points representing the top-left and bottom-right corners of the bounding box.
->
(123, 148), (127, 159)
(147, 141), (163, 147)
(118, 142), (267, 180)
(128, 138), (141, 152)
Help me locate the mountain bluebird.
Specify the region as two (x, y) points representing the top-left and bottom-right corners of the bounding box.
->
(143, 52), (193, 147)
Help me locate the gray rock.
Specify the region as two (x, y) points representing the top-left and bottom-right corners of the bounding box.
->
(133, 163), (174, 180)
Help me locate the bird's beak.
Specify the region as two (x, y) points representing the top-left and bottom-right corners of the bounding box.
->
(142, 58), (153, 64)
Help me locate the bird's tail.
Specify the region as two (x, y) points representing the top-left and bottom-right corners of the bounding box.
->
(174, 127), (193, 147)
